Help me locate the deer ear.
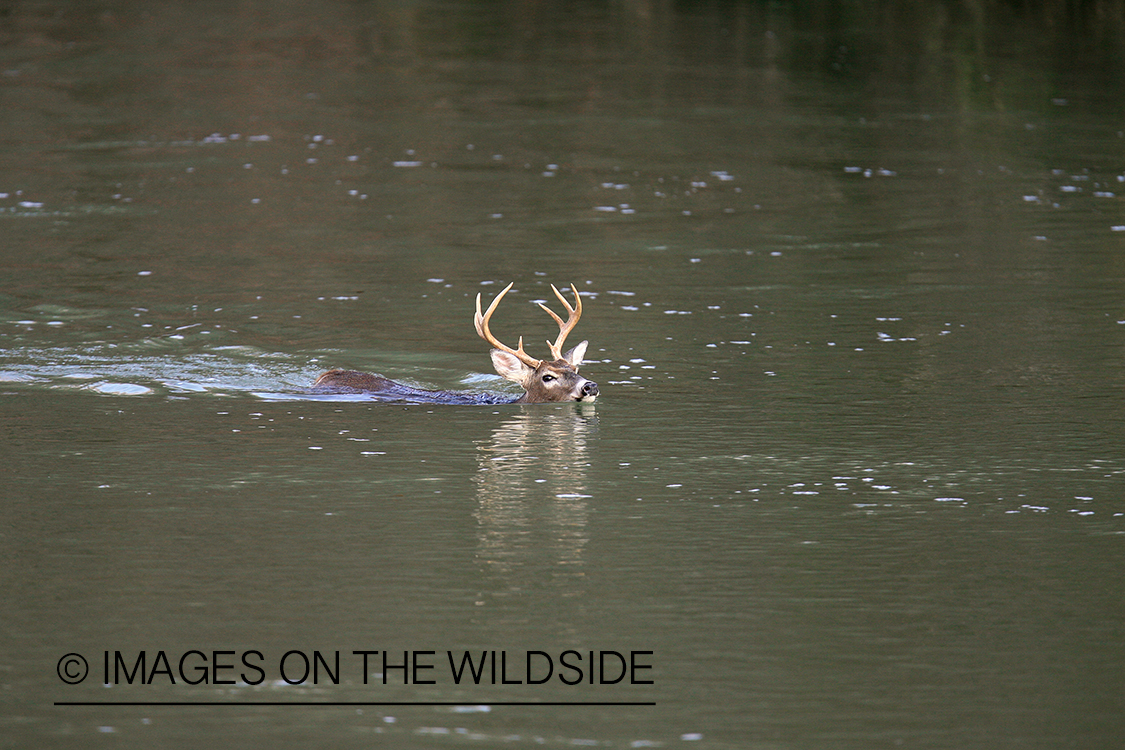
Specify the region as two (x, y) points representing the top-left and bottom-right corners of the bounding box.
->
(490, 349), (535, 385)
(562, 340), (588, 368)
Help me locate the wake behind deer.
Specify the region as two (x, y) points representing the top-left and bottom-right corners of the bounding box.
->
(313, 282), (599, 405)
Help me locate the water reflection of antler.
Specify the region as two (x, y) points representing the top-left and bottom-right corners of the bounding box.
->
(473, 408), (597, 596)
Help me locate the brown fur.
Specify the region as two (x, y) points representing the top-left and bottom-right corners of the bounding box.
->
(313, 370), (395, 391)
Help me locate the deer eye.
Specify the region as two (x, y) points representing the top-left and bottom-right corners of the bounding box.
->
(542, 374), (556, 383)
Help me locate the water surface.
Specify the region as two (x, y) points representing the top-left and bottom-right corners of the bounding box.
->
(2, 1), (1124, 748)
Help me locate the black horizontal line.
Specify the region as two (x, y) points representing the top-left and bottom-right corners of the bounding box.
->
(55, 701), (655, 707)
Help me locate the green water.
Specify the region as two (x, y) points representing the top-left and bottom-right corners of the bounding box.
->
(3, 1), (1124, 748)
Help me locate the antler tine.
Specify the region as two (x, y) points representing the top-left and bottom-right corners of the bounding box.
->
(539, 283), (583, 360)
(474, 282), (542, 368)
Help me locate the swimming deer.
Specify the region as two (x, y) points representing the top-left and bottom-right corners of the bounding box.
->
(312, 283), (599, 404)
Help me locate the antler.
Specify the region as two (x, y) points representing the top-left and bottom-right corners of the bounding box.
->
(538, 283), (583, 361)
(474, 282), (585, 366)
(475, 282), (542, 368)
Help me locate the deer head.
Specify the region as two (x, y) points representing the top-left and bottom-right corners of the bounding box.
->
(474, 282), (599, 403)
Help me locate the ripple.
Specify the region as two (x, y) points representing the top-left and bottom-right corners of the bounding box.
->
(89, 382), (153, 396)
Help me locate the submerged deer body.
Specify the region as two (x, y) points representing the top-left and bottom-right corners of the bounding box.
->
(313, 283), (599, 404)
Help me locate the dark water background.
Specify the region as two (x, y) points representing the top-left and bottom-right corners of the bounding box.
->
(2, 1), (1124, 748)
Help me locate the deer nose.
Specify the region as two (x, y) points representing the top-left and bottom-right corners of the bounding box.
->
(582, 381), (599, 397)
